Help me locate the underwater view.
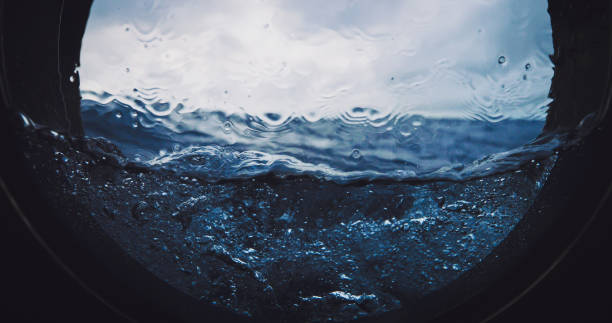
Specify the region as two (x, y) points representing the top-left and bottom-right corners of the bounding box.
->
(14, 0), (566, 321)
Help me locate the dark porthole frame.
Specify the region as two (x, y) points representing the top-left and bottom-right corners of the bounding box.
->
(1, 1), (611, 322)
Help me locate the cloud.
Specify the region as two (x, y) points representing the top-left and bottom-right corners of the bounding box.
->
(80, 0), (553, 122)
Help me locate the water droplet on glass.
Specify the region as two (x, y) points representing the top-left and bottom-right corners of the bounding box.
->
(131, 122), (139, 128)
(69, 75), (75, 83)
(125, 27), (130, 32)
(412, 120), (422, 127)
(125, 67), (130, 73)
(19, 113), (32, 128)
(498, 56), (506, 64)
(351, 107), (365, 115)
(522, 74), (527, 80)
(264, 113), (281, 122)
(115, 112), (122, 119)
(390, 76), (395, 81)
(130, 111), (138, 118)
(223, 121), (232, 133)
(224, 90), (229, 94)
(351, 149), (361, 159)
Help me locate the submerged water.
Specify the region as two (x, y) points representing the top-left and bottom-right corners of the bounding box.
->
(17, 121), (558, 321)
(80, 0), (555, 183)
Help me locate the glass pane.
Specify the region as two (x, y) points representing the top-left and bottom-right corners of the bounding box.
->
(80, 0), (554, 182)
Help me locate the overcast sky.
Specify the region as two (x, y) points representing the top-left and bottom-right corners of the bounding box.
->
(80, 0), (554, 122)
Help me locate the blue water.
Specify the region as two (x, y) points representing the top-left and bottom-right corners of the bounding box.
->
(81, 99), (557, 182)
(17, 118), (559, 321)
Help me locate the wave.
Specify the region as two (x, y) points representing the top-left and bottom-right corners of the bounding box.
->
(81, 98), (557, 183)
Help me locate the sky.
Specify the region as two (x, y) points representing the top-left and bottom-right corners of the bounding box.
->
(80, 0), (554, 123)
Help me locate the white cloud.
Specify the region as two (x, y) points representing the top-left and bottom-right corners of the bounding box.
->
(81, 0), (553, 122)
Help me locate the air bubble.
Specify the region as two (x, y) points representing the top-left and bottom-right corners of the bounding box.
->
(525, 63), (531, 70)
(498, 56), (506, 64)
(125, 67), (130, 73)
(69, 75), (75, 83)
(351, 149), (361, 159)
(115, 112), (123, 119)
